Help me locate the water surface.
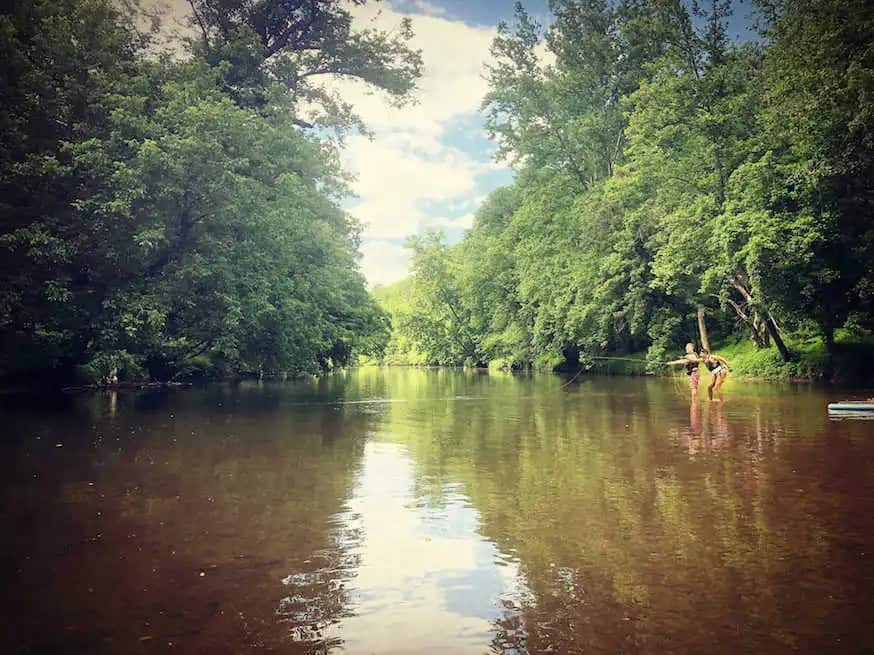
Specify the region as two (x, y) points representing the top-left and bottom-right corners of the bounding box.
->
(2, 370), (873, 654)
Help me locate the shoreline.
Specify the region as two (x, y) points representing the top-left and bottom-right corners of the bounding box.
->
(1, 365), (868, 396)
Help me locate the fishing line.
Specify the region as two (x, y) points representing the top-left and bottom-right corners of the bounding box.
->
(559, 356), (668, 389)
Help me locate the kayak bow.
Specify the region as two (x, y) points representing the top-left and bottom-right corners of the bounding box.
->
(828, 402), (874, 412)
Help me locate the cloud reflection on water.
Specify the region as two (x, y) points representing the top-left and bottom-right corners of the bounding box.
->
(295, 441), (522, 653)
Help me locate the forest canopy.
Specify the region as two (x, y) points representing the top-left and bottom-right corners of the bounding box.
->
(375, 0), (874, 377)
(2, 0), (872, 385)
(0, 0), (421, 384)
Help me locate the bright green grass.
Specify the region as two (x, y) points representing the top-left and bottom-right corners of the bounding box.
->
(711, 331), (874, 382)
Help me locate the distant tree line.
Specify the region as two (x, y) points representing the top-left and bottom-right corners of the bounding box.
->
(376, 0), (874, 371)
(0, 0), (422, 384)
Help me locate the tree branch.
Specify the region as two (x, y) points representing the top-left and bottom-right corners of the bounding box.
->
(186, 0), (210, 51)
(266, 0), (322, 56)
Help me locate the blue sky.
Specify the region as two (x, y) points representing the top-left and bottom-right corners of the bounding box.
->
(332, 1), (557, 286)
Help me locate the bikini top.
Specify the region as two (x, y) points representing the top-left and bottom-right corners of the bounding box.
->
(705, 358), (720, 371)
(685, 358), (699, 374)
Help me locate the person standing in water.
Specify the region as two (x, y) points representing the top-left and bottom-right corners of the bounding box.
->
(667, 343), (701, 396)
(700, 349), (731, 401)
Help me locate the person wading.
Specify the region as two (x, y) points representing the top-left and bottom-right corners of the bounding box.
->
(667, 343), (701, 397)
(700, 349), (731, 401)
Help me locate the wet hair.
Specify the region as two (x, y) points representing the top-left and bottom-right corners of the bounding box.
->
(685, 342), (696, 353)
(700, 348), (710, 355)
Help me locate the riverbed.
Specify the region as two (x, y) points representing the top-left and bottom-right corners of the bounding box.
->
(2, 369), (873, 654)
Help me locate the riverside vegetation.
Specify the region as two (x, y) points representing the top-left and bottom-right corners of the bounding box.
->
(2, 1), (872, 386)
(0, 0), (421, 385)
(372, 0), (874, 382)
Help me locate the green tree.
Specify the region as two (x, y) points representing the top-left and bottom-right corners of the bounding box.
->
(734, 0), (874, 350)
(186, 0), (423, 131)
(404, 233), (481, 366)
(0, 0), (401, 383)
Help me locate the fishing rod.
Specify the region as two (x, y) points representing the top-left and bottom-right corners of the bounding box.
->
(559, 353), (733, 389)
(558, 355), (670, 389)
(586, 356), (669, 364)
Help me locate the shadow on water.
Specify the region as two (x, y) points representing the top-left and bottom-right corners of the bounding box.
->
(0, 380), (378, 654)
(2, 370), (873, 654)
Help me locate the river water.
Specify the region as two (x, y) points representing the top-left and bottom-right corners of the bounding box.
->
(2, 369), (873, 654)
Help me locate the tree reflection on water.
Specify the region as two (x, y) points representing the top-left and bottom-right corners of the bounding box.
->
(2, 372), (873, 654)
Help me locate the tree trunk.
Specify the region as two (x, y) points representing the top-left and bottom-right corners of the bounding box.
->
(733, 274), (790, 361)
(697, 305), (710, 351)
(824, 325), (836, 354)
(726, 298), (766, 348)
(757, 311), (771, 347)
(764, 314), (791, 362)
(731, 277), (776, 349)
(732, 275), (789, 360)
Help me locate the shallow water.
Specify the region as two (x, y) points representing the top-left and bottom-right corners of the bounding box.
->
(2, 369), (873, 654)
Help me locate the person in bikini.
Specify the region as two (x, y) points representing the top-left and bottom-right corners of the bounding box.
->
(700, 349), (730, 401)
(667, 342), (701, 396)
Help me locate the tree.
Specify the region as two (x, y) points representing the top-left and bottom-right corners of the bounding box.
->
(186, 0), (423, 131)
(370, 0), (873, 373)
(483, 1), (650, 189)
(743, 0), (874, 350)
(0, 0), (399, 383)
(404, 234), (481, 366)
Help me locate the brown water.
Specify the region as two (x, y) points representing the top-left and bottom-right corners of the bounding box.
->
(2, 369), (873, 654)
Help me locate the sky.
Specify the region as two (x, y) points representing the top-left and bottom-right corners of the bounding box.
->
(320, 1), (548, 288)
(146, 0), (757, 288)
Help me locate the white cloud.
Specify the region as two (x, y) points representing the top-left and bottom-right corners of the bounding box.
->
(404, 0), (450, 18)
(319, 2), (510, 275)
(317, 5), (497, 135)
(143, 0), (515, 285)
(360, 240), (412, 288)
(341, 136), (485, 239)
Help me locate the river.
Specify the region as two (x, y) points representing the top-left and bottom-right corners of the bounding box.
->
(2, 369), (873, 654)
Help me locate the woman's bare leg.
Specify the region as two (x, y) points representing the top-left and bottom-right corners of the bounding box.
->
(714, 373), (727, 401)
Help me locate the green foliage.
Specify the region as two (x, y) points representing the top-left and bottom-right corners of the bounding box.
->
(713, 334), (874, 382)
(76, 349), (147, 385)
(377, 0), (874, 378)
(371, 279), (430, 366)
(737, 0), (874, 344)
(188, 0), (423, 132)
(0, 0), (411, 384)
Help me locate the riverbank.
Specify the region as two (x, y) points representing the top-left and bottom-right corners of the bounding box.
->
(577, 334), (874, 383)
(713, 334), (874, 383)
(381, 334), (874, 384)
(10, 335), (869, 393)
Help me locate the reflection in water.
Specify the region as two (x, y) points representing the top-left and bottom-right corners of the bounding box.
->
(317, 441), (519, 653)
(1, 371), (874, 654)
(676, 399), (733, 456)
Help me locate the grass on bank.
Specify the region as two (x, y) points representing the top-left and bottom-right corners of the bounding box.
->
(581, 330), (874, 382)
(713, 331), (874, 382)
